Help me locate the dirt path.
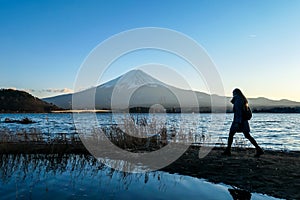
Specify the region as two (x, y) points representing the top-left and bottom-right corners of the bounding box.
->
(162, 146), (300, 200)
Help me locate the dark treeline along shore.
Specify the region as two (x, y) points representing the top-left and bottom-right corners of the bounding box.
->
(128, 106), (300, 113)
(0, 89), (61, 113)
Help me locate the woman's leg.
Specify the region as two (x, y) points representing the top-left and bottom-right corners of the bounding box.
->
(243, 132), (264, 156)
(243, 132), (259, 149)
(223, 131), (235, 155)
(227, 131), (235, 149)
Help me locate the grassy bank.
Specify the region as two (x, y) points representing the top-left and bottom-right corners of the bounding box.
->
(1, 122), (299, 199)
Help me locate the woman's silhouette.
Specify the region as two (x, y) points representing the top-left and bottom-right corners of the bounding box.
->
(223, 88), (264, 157)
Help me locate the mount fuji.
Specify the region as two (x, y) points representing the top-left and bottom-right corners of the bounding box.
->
(43, 70), (300, 112)
(43, 70), (216, 112)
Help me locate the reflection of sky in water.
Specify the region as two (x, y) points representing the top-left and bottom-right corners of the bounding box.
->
(0, 154), (279, 200)
(1, 113), (300, 151)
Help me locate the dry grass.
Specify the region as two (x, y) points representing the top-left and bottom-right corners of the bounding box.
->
(0, 127), (80, 144)
(0, 115), (230, 153)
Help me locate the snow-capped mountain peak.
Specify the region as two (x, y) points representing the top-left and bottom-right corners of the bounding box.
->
(98, 69), (164, 89)
(114, 69), (165, 90)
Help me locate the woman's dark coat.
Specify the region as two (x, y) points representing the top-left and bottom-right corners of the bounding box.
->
(230, 95), (250, 133)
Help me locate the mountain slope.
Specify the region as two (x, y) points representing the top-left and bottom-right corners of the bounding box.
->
(44, 70), (213, 111)
(0, 89), (61, 113)
(43, 70), (300, 112)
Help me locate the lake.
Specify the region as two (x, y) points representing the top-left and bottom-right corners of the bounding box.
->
(1, 113), (299, 151)
(0, 113), (298, 199)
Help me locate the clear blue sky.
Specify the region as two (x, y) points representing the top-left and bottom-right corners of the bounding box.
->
(1, 0), (300, 101)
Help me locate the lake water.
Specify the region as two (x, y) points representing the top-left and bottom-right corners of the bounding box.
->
(0, 113), (298, 199)
(1, 113), (300, 151)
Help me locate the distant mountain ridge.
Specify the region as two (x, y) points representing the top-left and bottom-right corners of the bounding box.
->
(0, 89), (61, 113)
(43, 70), (300, 113)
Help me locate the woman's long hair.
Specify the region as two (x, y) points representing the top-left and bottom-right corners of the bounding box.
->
(233, 88), (248, 105)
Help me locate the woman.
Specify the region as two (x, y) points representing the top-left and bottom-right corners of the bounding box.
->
(223, 88), (264, 157)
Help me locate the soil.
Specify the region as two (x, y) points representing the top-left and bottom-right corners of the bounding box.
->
(162, 146), (300, 200)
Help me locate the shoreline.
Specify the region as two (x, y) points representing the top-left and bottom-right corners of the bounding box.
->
(0, 143), (299, 199)
(163, 146), (300, 200)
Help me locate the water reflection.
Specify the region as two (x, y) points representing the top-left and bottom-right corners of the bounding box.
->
(0, 154), (166, 199)
(0, 154), (279, 200)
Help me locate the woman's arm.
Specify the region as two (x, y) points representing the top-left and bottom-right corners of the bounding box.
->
(233, 98), (243, 123)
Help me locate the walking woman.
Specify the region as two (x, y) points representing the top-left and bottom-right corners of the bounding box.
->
(223, 88), (264, 157)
